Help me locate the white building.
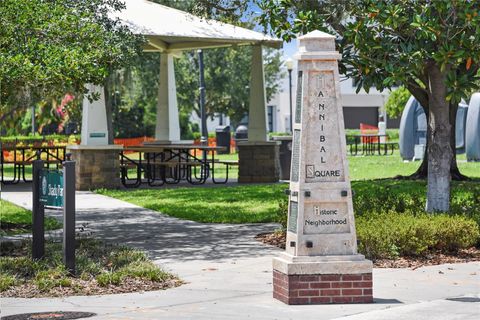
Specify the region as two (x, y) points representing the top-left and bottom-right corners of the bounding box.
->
(270, 68), (394, 133)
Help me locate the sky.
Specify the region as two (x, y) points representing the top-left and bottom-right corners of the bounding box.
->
(243, 1), (297, 60)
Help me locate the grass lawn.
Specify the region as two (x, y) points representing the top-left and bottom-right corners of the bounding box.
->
(98, 184), (286, 223)
(0, 199), (61, 235)
(3, 151), (477, 181)
(348, 152), (480, 180)
(118, 151), (478, 181)
(97, 179), (480, 224)
(1, 164), (33, 180)
(97, 149), (479, 224)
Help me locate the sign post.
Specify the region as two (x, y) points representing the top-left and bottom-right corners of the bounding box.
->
(272, 31), (373, 305)
(32, 156), (76, 273)
(32, 159), (45, 260)
(63, 161), (76, 274)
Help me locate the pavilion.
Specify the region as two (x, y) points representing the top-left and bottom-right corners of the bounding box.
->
(81, 0), (282, 145)
(71, 0), (283, 189)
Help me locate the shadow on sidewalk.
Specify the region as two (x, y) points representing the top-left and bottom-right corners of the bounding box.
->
(47, 206), (279, 263)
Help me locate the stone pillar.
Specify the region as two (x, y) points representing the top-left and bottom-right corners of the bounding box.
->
(272, 135), (293, 180)
(155, 53), (181, 143)
(272, 31), (373, 305)
(248, 45), (268, 142)
(67, 145), (122, 190)
(237, 45), (279, 183)
(81, 84), (109, 146)
(237, 141), (280, 183)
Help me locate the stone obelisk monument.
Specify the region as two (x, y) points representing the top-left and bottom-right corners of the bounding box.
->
(273, 31), (373, 305)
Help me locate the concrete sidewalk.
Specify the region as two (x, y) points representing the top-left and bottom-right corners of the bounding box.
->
(1, 183), (479, 319)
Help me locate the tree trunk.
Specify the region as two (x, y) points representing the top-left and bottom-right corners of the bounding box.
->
(404, 80), (468, 181)
(405, 81), (429, 180)
(425, 64), (452, 212)
(407, 103), (468, 181)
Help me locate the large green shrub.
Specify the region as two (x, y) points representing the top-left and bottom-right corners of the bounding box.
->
(0, 134), (80, 146)
(275, 180), (480, 260)
(352, 180), (480, 226)
(356, 213), (479, 260)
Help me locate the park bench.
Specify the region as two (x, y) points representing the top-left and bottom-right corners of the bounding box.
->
(378, 142), (397, 155)
(120, 157), (208, 187)
(211, 159), (239, 184)
(0, 145), (66, 184)
(119, 145), (231, 187)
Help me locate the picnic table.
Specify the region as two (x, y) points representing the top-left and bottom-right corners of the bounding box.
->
(0, 145), (66, 184)
(119, 144), (235, 188)
(347, 134), (396, 156)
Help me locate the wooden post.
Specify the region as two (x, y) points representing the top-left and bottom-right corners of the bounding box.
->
(63, 160), (76, 274)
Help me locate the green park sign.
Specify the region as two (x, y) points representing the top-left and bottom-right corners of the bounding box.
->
(34, 160), (76, 273)
(39, 169), (64, 208)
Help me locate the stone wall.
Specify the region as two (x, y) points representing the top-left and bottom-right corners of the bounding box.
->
(67, 146), (121, 190)
(273, 270), (373, 305)
(237, 142), (280, 183)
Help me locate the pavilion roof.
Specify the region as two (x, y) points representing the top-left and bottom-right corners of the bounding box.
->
(111, 0), (283, 52)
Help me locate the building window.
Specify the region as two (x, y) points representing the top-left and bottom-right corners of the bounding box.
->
(267, 105), (275, 132)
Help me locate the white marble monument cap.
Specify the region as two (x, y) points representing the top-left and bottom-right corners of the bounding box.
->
(298, 30), (336, 52)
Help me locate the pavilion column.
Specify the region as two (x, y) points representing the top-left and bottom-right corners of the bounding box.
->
(155, 53), (181, 143)
(238, 44), (280, 183)
(248, 44), (268, 142)
(80, 84), (109, 146)
(69, 83), (121, 190)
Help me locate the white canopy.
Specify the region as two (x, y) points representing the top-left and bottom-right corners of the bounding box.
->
(111, 0), (282, 52)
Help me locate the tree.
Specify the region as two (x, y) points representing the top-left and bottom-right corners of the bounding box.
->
(385, 86), (411, 119)
(258, 0), (480, 212)
(0, 0), (143, 131)
(175, 46), (283, 125)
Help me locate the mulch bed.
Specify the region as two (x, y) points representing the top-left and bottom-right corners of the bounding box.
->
(255, 231), (480, 269)
(0, 222), (30, 236)
(1, 277), (182, 298)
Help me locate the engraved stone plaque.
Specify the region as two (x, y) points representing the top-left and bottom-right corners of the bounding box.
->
(290, 130), (301, 182)
(304, 71), (344, 183)
(295, 71), (303, 124)
(288, 201), (298, 233)
(303, 202), (349, 234)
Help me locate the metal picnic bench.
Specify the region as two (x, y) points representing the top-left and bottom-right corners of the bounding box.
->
(347, 134), (397, 156)
(0, 144), (66, 184)
(119, 144), (237, 188)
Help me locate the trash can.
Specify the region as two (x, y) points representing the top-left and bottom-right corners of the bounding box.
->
(234, 125), (248, 152)
(215, 125), (231, 154)
(272, 135), (293, 180)
(64, 122), (78, 135)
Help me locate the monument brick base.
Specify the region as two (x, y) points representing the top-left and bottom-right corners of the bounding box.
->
(67, 145), (122, 190)
(273, 270), (373, 305)
(273, 253), (373, 305)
